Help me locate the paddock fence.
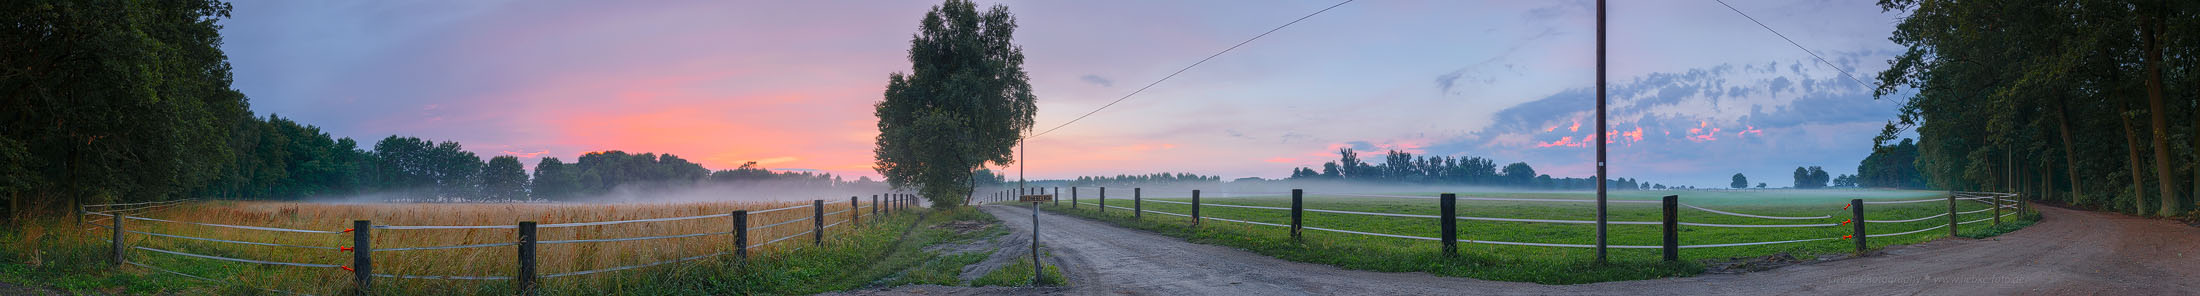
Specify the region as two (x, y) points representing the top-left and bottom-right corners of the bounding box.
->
(981, 187), (2024, 260)
(77, 193), (929, 295)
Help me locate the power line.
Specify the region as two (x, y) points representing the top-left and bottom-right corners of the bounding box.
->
(1033, 0), (1355, 137)
(1711, 0), (1875, 90)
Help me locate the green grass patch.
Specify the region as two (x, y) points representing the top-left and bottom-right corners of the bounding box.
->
(887, 251), (989, 286)
(1015, 189), (2033, 284)
(968, 255), (1063, 287)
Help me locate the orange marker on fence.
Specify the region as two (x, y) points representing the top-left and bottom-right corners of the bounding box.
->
(1841, 235), (1853, 240)
(343, 228), (355, 233)
(1841, 219), (1852, 225)
(340, 247), (354, 251)
(341, 266), (355, 272)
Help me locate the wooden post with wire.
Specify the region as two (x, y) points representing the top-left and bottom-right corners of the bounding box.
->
(1291, 189), (1304, 241)
(352, 220), (372, 295)
(112, 212), (125, 268)
(813, 199), (825, 245)
(1851, 199), (1866, 254)
(1661, 195), (1679, 262)
(1948, 194), (1959, 236)
(1992, 193), (2002, 226)
(518, 221), (538, 296)
(1191, 190), (1202, 226)
(1133, 188), (1142, 220)
(1440, 193), (1457, 257)
(733, 210), (748, 261)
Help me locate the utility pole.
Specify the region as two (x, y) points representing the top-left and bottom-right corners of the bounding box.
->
(1593, 0), (1609, 264)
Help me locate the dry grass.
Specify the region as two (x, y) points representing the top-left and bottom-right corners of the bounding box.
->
(69, 199), (885, 295)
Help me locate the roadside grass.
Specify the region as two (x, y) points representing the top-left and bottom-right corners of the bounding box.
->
(887, 251), (990, 286)
(968, 255), (1064, 287)
(0, 204), (1024, 295)
(1017, 190), (2032, 284)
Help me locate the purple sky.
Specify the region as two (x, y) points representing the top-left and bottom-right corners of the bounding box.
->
(218, 0), (1914, 188)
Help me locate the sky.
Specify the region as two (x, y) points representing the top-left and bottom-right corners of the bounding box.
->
(219, 0), (1915, 188)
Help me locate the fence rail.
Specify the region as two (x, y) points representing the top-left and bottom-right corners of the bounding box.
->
(1032, 188), (2030, 259)
(94, 193), (928, 295)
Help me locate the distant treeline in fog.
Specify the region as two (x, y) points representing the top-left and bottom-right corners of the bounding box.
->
(202, 117), (870, 202)
(1280, 148), (1666, 190)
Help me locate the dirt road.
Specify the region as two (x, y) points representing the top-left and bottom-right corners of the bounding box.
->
(972, 205), (2199, 295)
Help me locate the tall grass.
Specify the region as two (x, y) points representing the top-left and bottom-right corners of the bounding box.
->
(7, 200), (916, 295)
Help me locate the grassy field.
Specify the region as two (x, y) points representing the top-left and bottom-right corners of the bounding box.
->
(0, 200), (987, 295)
(1014, 189), (2035, 284)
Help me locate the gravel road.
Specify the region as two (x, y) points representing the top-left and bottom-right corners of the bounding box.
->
(963, 204), (2199, 296)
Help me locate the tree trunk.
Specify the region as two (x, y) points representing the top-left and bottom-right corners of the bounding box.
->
(2055, 101), (2085, 204)
(2124, 115), (2151, 214)
(2141, 13), (2181, 217)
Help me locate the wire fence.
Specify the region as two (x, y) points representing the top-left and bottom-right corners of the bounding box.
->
(79, 193), (929, 295)
(989, 187), (2029, 257)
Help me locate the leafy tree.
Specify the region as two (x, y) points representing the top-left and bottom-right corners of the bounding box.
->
(2, 0), (246, 217)
(532, 157), (576, 200)
(1731, 174), (1748, 189)
(569, 150), (707, 196)
(1502, 162), (1537, 186)
(1792, 166), (1831, 189)
(1875, 0), (2197, 216)
(874, 0), (1038, 207)
(480, 156), (527, 200)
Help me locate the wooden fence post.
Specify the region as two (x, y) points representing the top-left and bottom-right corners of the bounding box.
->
(1291, 189), (1304, 241)
(1948, 194), (1959, 237)
(1191, 190), (1202, 226)
(872, 195), (880, 218)
(1661, 195), (1678, 262)
(851, 196), (861, 226)
(1992, 193), (2002, 226)
(1099, 187), (1107, 214)
(1071, 187), (1079, 209)
(1133, 188), (1142, 220)
(112, 212), (125, 268)
(813, 199), (825, 245)
(1054, 187), (1060, 207)
(518, 221), (538, 296)
(352, 220), (372, 295)
(1851, 199), (1866, 255)
(1441, 193), (1457, 257)
(732, 210), (748, 261)
(2021, 193), (2030, 216)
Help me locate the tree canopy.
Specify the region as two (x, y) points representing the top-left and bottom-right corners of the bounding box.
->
(1873, 0), (2197, 216)
(874, 0), (1038, 207)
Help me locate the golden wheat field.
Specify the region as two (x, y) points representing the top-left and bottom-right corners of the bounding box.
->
(68, 199), (888, 294)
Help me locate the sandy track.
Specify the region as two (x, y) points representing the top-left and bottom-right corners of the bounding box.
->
(966, 204), (2199, 295)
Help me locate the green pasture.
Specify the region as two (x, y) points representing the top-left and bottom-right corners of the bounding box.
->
(1016, 189), (2035, 284)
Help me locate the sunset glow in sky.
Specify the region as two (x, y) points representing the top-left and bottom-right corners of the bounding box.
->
(220, 0), (1912, 187)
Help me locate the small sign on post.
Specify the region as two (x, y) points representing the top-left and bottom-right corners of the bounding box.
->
(1019, 194), (1054, 202)
(1019, 194), (1053, 286)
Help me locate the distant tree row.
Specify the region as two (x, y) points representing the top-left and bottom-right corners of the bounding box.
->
(1284, 148), (1662, 190)
(1061, 173), (1220, 187)
(203, 120), (863, 202)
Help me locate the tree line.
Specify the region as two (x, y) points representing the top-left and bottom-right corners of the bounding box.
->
(0, 0), (861, 219)
(1871, 0), (2198, 217)
(1283, 148), (1658, 190)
